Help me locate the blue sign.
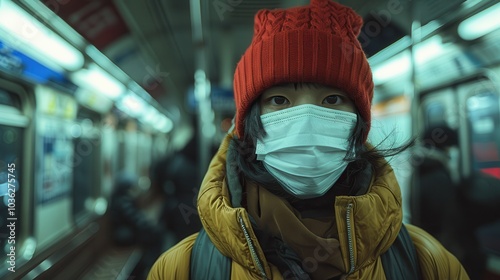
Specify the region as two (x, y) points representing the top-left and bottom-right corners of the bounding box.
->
(0, 40), (72, 87)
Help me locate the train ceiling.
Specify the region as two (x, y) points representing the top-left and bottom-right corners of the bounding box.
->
(30, 0), (495, 119)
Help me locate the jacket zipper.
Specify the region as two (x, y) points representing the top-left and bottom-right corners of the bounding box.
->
(346, 203), (355, 275)
(239, 215), (267, 279)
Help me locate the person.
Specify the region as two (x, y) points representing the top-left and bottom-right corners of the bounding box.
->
(109, 172), (166, 277)
(151, 146), (203, 243)
(413, 124), (500, 279)
(147, 0), (469, 279)
(411, 124), (461, 240)
(411, 125), (473, 273)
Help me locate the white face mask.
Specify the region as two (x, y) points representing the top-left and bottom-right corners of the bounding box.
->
(255, 104), (357, 199)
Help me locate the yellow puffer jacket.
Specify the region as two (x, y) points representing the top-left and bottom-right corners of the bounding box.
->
(148, 134), (469, 279)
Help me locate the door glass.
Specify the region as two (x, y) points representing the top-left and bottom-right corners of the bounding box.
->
(466, 92), (500, 179)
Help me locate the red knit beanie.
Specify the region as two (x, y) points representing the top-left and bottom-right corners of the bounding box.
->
(233, 0), (374, 142)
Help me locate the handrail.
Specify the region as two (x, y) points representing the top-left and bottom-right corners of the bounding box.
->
(11, 222), (100, 280)
(418, 69), (499, 99)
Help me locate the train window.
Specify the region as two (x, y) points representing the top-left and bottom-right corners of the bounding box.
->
(419, 88), (458, 133)
(72, 108), (101, 223)
(0, 125), (23, 262)
(466, 92), (500, 179)
(425, 103), (446, 127)
(0, 88), (21, 108)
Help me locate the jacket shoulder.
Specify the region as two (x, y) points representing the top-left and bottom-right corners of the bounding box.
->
(405, 224), (470, 280)
(147, 233), (198, 280)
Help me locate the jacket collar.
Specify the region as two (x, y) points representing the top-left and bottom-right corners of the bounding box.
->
(197, 134), (403, 276)
(197, 133), (270, 277)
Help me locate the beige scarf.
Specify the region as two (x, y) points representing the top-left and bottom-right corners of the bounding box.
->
(246, 182), (346, 279)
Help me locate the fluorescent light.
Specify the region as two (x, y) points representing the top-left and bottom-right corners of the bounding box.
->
(156, 115), (173, 133)
(70, 63), (125, 100)
(458, 2), (500, 40)
(414, 35), (446, 65)
(119, 93), (146, 117)
(139, 107), (173, 133)
(372, 50), (411, 85)
(0, 0), (84, 71)
(141, 107), (159, 124)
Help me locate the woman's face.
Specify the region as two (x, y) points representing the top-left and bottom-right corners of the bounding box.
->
(259, 83), (357, 115)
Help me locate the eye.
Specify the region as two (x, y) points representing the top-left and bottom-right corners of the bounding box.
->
(322, 95), (343, 105)
(270, 96), (289, 106)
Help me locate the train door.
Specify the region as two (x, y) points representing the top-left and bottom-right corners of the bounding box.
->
(33, 85), (77, 248)
(0, 75), (34, 276)
(71, 107), (102, 225)
(455, 74), (500, 258)
(418, 74), (500, 183)
(418, 71), (500, 263)
(418, 73), (500, 184)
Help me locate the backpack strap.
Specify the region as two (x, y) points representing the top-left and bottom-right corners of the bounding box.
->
(190, 228), (231, 280)
(381, 224), (421, 280)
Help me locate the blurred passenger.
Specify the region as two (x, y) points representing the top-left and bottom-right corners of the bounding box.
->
(148, 0), (468, 279)
(413, 124), (500, 279)
(151, 143), (203, 243)
(109, 172), (165, 277)
(411, 124), (460, 239)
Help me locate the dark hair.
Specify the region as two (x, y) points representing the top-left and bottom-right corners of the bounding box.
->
(422, 123), (458, 151)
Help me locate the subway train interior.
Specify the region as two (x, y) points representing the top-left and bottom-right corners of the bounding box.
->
(0, 0), (499, 279)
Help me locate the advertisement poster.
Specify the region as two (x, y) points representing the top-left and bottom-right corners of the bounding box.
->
(37, 118), (74, 204)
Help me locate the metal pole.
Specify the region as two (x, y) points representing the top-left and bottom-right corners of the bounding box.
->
(190, 0), (215, 180)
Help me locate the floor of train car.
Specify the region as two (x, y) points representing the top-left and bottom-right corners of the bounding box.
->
(79, 194), (175, 280)
(79, 246), (143, 280)
(78, 234), (178, 280)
